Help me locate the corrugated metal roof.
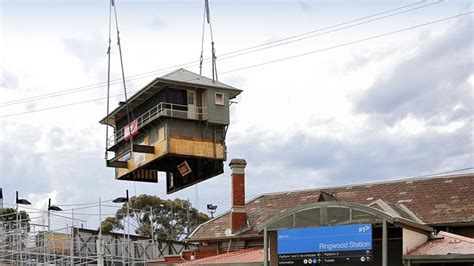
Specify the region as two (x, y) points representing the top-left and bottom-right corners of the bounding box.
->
(100, 68), (242, 125)
(161, 68), (240, 91)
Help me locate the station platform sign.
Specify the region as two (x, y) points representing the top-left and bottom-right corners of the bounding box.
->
(277, 224), (373, 265)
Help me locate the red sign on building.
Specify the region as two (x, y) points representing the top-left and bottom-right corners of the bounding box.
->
(123, 119), (139, 141)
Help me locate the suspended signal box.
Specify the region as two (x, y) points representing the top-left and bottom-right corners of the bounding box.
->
(100, 69), (242, 194)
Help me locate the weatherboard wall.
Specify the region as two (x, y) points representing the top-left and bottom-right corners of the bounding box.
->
(206, 89), (230, 125)
(167, 119), (224, 142)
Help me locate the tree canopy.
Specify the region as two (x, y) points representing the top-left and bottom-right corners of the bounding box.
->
(0, 208), (31, 245)
(0, 208), (30, 230)
(100, 194), (209, 240)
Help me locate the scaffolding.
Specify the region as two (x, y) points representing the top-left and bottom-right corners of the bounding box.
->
(0, 214), (193, 265)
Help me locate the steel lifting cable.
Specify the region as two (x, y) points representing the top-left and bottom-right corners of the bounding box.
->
(206, 0), (218, 82)
(104, 0), (135, 158)
(112, 1), (134, 123)
(199, 0), (218, 82)
(111, 1), (138, 191)
(104, 0), (113, 160)
(199, 2), (206, 75)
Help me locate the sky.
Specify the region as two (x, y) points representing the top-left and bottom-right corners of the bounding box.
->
(0, 0), (473, 232)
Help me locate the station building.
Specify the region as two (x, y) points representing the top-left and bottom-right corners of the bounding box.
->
(155, 159), (474, 266)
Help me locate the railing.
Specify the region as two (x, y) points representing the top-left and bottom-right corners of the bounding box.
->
(107, 102), (208, 148)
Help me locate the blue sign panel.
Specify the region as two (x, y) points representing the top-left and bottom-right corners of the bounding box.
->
(277, 224), (373, 265)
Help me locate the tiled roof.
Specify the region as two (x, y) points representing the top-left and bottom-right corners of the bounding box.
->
(188, 174), (474, 241)
(179, 247), (263, 265)
(408, 231), (474, 255)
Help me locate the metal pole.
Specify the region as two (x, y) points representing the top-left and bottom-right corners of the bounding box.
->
(123, 211), (126, 265)
(382, 219), (388, 266)
(150, 206), (154, 241)
(150, 206), (154, 259)
(47, 208), (51, 263)
(16, 203), (21, 265)
(70, 209), (74, 266)
(127, 200), (130, 264)
(263, 227), (268, 266)
(98, 197), (104, 266)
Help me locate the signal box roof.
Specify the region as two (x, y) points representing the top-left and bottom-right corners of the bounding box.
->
(100, 68), (242, 126)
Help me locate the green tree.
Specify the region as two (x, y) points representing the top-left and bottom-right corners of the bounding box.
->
(0, 208), (30, 245)
(100, 195), (209, 240)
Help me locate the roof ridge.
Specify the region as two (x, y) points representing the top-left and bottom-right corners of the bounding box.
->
(439, 231), (474, 243)
(160, 68), (240, 90)
(261, 173), (474, 197)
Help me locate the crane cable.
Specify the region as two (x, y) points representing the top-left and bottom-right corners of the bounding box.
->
(199, 2), (206, 75)
(105, 0), (112, 160)
(105, 0), (135, 160)
(199, 0), (218, 82)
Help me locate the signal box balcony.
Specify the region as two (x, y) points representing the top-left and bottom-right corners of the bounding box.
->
(106, 102), (208, 150)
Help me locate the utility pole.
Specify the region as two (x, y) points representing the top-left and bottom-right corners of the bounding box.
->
(98, 197), (104, 266)
(127, 198), (130, 265)
(186, 199), (191, 234)
(0, 188), (3, 209)
(16, 200), (20, 264)
(150, 206), (154, 241)
(150, 206), (154, 260)
(70, 209), (74, 266)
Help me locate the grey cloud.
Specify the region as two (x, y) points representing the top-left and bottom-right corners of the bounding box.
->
(24, 102), (37, 112)
(0, 122), (212, 220)
(226, 119), (472, 195)
(346, 48), (393, 71)
(298, 1), (312, 12)
(0, 127), (50, 198)
(150, 16), (167, 30)
(355, 18), (473, 125)
(48, 127), (65, 148)
(0, 69), (19, 89)
(63, 34), (103, 71)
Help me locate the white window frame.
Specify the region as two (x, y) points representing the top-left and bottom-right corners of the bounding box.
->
(215, 92), (224, 106)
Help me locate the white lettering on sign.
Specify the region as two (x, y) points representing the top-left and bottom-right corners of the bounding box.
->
(319, 241), (371, 251)
(359, 225), (371, 233)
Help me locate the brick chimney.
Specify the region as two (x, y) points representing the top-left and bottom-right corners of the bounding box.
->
(229, 158), (247, 233)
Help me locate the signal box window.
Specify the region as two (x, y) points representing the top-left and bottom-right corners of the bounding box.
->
(215, 93), (224, 106)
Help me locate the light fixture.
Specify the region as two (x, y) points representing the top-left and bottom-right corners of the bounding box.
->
(207, 204), (217, 218)
(112, 189), (129, 203)
(16, 191), (31, 205)
(48, 198), (62, 211)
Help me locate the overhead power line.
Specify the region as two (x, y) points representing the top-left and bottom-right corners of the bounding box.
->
(0, 0), (439, 107)
(405, 167), (474, 179)
(218, 0), (442, 61)
(220, 12), (473, 74)
(0, 11), (471, 119)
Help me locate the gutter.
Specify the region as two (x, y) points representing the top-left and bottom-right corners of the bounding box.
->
(404, 254), (474, 263)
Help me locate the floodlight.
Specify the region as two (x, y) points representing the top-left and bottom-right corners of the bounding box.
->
(16, 191), (31, 205)
(113, 189), (129, 203)
(48, 198), (62, 211)
(207, 204), (217, 218)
